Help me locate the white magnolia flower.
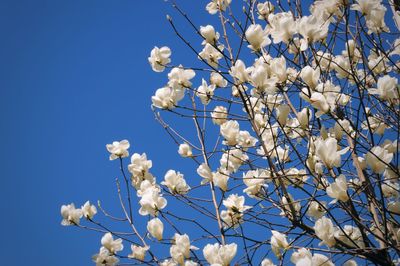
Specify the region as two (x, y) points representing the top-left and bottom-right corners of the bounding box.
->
(212, 170), (229, 191)
(106, 140), (130, 160)
(200, 25), (219, 44)
(138, 181), (167, 216)
(344, 260), (358, 266)
(168, 66), (196, 90)
(212, 106), (228, 125)
(148, 46), (171, 72)
(128, 245), (149, 260)
(147, 217), (163, 241)
(101, 233), (123, 254)
(314, 217), (336, 247)
(297, 15), (329, 51)
(243, 169), (267, 198)
(197, 163), (213, 184)
(61, 203), (82, 226)
(270, 230), (289, 258)
(196, 78), (216, 105)
(334, 225), (364, 248)
(300, 66), (320, 89)
(366, 146), (393, 173)
(294, 252), (334, 266)
(128, 153), (152, 177)
(257, 1), (274, 20)
(151, 86), (184, 109)
(220, 120), (240, 145)
(229, 59), (250, 83)
(206, 0), (232, 15)
(170, 234), (195, 265)
(297, 107), (312, 128)
(369, 75), (399, 102)
(185, 261), (198, 266)
(92, 247), (119, 266)
(161, 169), (190, 194)
(315, 137), (349, 169)
(203, 243), (237, 266)
(238, 130), (258, 149)
(210, 72), (228, 87)
(159, 259), (178, 266)
(326, 174), (349, 203)
(220, 148), (248, 174)
(199, 43), (224, 68)
(306, 201), (326, 219)
(245, 24), (271, 51)
(178, 143), (193, 157)
(220, 194), (251, 227)
(81, 200), (97, 219)
(261, 258), (276, 266)
(291, 248), (312, 265)
(276, 104), (290, 126)
(267, 12), (296, 44)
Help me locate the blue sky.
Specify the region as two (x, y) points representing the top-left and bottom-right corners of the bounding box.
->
(0, 0), (215, 265)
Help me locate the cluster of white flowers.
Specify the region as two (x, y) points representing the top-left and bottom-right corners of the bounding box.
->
(61, 201), (97, 226)
(63, 0), (400, 265)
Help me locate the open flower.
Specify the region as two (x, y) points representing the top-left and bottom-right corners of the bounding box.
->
(148, 46), (171, 72)
(81, 201), (97, 219)
(245, 24), (271, 51)
(101, 233), (123, 254)
(106, 140), (130, 160)
(366, 146), (393, 173)
(128, 245), (149, 261)
(326, 174), (349, 203)
(315, 137), (349, 169)
(61, 203), (82, 226)
(161, 169), (190, 194)
(270, 230), (289, 258)
(92, 247), (119, 266)
(314, 217), (336, 247)
(203, 243), (237, 266)
(200, 25), (219, 44)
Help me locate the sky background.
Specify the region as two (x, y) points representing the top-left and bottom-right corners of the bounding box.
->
(0, 0), (217, 265)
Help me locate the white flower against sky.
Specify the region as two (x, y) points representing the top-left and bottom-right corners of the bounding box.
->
(101, 233), (123, 254)
(106, 139), (130, 160)
(61, 203), (82, 226)
(148, 46), (171, 72)
(147, 217), (163, 241)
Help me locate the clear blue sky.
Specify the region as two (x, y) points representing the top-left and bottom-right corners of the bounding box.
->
(0, 1), (214, 265)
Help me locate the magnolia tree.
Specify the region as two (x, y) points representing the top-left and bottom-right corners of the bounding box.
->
(61, 0), (400, 265)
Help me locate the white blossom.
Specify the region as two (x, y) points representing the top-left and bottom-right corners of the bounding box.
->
(168, 66), (196, 90)
(101, 233), (123, 254)
(128, 245), (149, 260)
(148, 46), (171, 72)
(178, 143), (193, 157)
(106, 140), (130, 160)
(61, 203), (82, 226)
(220, 120), (240, 145)
(212, 106), (228, 125)
(314, 217), (336, 247)
(326, 174), (349, 203)
(366, 146), (393, 173)
(92, 247), (119, 266)
(206, 0), (232, 15)
(161, 169), (190, 194)
(203, 243), (237, 266)
(314, 137), (349, 169)
(245, 24), (271, 51)
(196, 78), (216, 105)
(197, 163), (213, 184)
(200, 25), (219, 44)
(147, 217), (163, 241)
(270, 230), (289, 258)
(81, 200), (97, 219)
